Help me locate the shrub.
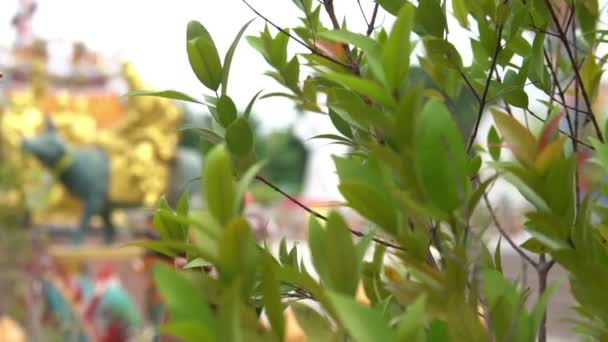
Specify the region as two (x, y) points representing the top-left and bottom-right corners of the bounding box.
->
(132, 1), (608, 340)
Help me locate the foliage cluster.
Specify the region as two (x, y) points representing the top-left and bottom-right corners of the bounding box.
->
(132, 0), (608, 340)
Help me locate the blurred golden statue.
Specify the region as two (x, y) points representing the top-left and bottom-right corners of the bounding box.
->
(0, 41), (184, 224)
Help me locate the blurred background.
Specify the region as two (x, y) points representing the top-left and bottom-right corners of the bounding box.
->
(1, 0), (608, 341)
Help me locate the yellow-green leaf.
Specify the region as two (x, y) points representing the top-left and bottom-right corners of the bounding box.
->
(491, 109), (537, 165)
(383, 2), (415, 93)
(225, 118), (254, 157)
(204, 145), (236, 225)
(534, 135), (567, 174)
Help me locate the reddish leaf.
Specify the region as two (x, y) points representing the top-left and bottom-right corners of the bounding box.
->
(538, 110), (566, 151)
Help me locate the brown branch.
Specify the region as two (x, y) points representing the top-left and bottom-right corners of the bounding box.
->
(254, 175), (406, 251)
(366, 3), (379, 36)
(467, 24), (504, 152)
(547, 95), (595, 117)
(323, 0), (359, 74)
(356, 0), (369, 27)
(526, 109), (594, 149)
(572, 6), (583, 210)
(543, 47), (575, 139)
(544, 0), (604, 142)
(459, 69), (482, 103)
(482, 192), (539, 268)
(241, 0), (352, 70)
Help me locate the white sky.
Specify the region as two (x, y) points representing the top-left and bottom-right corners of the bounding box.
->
(0, 0), (606, 201)
(0, 0), (394, 132)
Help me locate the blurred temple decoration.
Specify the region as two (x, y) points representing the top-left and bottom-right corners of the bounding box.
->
(0, 30), (184, 225)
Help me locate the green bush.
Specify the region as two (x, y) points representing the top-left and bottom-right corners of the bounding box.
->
(131, 1), (608, 340)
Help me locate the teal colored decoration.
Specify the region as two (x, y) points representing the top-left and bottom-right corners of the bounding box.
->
(21, 118), (201, 244)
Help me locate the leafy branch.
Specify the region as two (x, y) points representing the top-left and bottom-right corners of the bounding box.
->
(467, 24), (504, 152)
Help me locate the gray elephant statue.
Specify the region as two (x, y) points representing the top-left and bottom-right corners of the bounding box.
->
(21, 119), (202, 244)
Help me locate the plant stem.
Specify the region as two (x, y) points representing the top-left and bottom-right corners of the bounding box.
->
(544, 0), (604, 142)
(323, 0), (359, 74)
(537, 254), (551, 342)
(525, 109), (593, 149)
(254, 175), (405, 251)
(482, 191), (538, 268)
(467, 24), (504, 153)
(241, 0), (352, 70)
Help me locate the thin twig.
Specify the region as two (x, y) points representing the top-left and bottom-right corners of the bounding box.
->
(573, 5), (583, 211)
(467, 24), (504, 152)
(300, 0), (317, 48)
(544, 0), (604, 142)
(547, 95), (595, 116)
(482, 192), (538, 268)
(356, 0), (369, 26)
(543, 47), (574, 134)
(366, 3), (379, 36)
(254, 175), (406, 250)
(459, 69), (482, 103)
(357, 3), (380, 66)
(241, 0), (352, 69)
(323, 0), (360, 74)
(525, 109), (594, 149)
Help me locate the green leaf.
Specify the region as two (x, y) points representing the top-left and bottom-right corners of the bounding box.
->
(452, 0), (469, 27)
(415, 0), (445, 38)
(217, 280), (243, 342)
(124, 90), (205, 104)
(204, 145), (236, 225)
(329, 108), (353, 138)
(318, 30), (386, 87)
(177, 190), (189, 217)
(217, 95), (238, 128)
(127, 240), (190, 258)
(502, 87), (529, 109)
(325, 212), (360, 296)
(466, 175), (496, 215)
(187, 20), (214, 41)
(423, 37), (463, 70)
(487, 126), (501, 161)
(261, 254), (285, 340)
(396, 295), (427, 342)
(179, 127), (224, 145)
(308, 216), (331, 284)
(161, 322), (215, 342)
(520, 238), (547, 254)
(491, 109), (537, 165)
(414, 99), (470, 213)
(383, 2), (415, 93)
(377, 0), (406, 16)
(183, 257), (209, 269)
(153, 263), (216, 331)
(290, 302), (335, 341)
(576, 0), (599, 45)
(580, 51), (603, 102)
(322, 72), (396, 108)
(329, 291), (398, 342)
(176, 190), (190, 239)
(234, 161), (265, 214)
(221, 19), (254, 95)
(225, 118), (254, 157)
(244, 90), (264, 119)
(271, 30), (289, 68)
(218, 218), (259, 297)
(494, 237), (502, 273)
(468, 155), (482, 178)
(283, 56), (301, 92)
(187, 31), (222, 91)
(338, 182), (397, 235)
(427, 320), (449, 342)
